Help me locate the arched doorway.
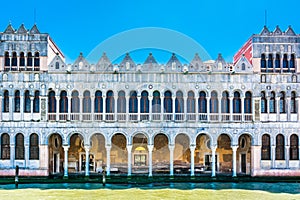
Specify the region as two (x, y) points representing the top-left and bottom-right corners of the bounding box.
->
(132, 133), (148, 174)
(68, 134), (85, 173)
(111, 133), (127, 174)
(48, 134), (63, 174)
(217, 134), (232, 174)
(237, 134), (252, 175)
(153, 133), (170, 174)
(90, 133), (106, 173)
(195, 134), (213, 174)
(174, 133), (190, 174)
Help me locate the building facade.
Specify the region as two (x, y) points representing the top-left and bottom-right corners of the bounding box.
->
(0, 24), (300, 177)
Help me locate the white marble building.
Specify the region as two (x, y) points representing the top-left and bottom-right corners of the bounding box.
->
(0, 24), (300, 177)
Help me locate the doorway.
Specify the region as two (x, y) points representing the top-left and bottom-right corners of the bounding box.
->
(241, 154), (246, 173)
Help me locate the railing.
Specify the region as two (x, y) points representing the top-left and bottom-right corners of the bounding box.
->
(82, 113), (92, 121)
(163, 113), (173, 121)
(187, 113), (196, 121)
(175, 113), (185, 122)
(48, 113), (56, 121)
(152, 113), (161, 121)
(244, 114), (252, 121)
(221, 114), (230, 122)
(71, 113), (80, 121)
(129, 113), (138, 121)
(199, 113), (208, 121)
(209, 114), (219, 122)
(140, 113), (149, 121)
(106, 113), (115, 122)
(59, 114), (68, 121)
(94, 113), (103, 121)
(117, 113), (126, 122)
(232, 114), (242, 121)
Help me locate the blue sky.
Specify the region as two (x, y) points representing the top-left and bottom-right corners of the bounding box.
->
(0, 0), (299, 63)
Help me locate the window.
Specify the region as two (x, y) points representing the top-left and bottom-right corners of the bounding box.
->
(71, 91), (80, 113)
(269, 92), (276, 113)
(129, 91), (138, 113)
(33, 91), (40, 113)
(291, 92), (296, 113)
(24, 90), (31, 113)
(48, 91), (56, 113)
(241, 63), (246, 70)
(275, 134), (285, 160)
(261, 134), (271, 160)
(106, 91), (114, 113)
(27, 52), (33, 68)
(34, 52), (40, 69)
(283, 54), (288, 72)
(3, 90), (9, 112)
(94, 91), (103, 113)
(290, 134), (299, 160)
(261, 54), (266, 72)
(14, 90), (20, 112)
(175, 91), (184, 113)
(19, 52), (25, 68)
(55, 62), (59, 69)
(117, 91), (126, 113)
(267, 54), (273, 71)
(4, 51), (10, 67)
(1, 133), (10, 159)
(210, 91), (218, 113)
(275, 54), (280, 72)
(198, 91), (207, 113)
(244, 92), (252, 113)
(59, 91), (68, 113)
(187, 91), (195, 113)
(279, 92), (285, 113)
(140, 91), (149, 113)
(233, 91), (241, 113)
(83, 91), (91, 113)
(221, 91), (229, 113)
(152, 91), (161, 113)
(29, 133), (39, 160)
(164, 91), (172, 113)
(11, 52), (17, 67)
(15, 133), (24, 160)
(290, 54), (295, 72)
(261, 92), (267, 113)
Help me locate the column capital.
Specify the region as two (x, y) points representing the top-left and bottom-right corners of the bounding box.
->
(62, 145), (70, 151)
(211, 145), (217, 151)
(84, 146), (90, 151)
(105, 145), (111, 151)
(147, 144), (154, 152)
(127, 144), (133, 152)
(189, 144), (196, 151)
(168, 144), (175, 151)
(231, 145), (239, 151)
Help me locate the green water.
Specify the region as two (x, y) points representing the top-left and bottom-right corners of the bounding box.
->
(0, 183), (299, 200)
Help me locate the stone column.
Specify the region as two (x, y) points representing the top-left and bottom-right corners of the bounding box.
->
(183, 96), (187, 121)
(20, 93), (24, 120)
(195, 93), (199, 121)
(91, 95), (95, 120)
(63, 145), (69, 177)
(114, 95), (118, 121)
(55, 96), (59, 121)
(105, 145), (111, 176)
(85, 146), (90, 177)
(169, 144), (175, 176)
(137, 95), (141, 121)
(251, 145), (261, 177)
(271, 145), (276, 168)
(286, 97), (291, 121)
(9, 94), (13, 121)
(172, 96), (176, 121)
(127, 145), (132, 176)
(276, 97), (280, 121)
(10, 143), (15, 167)
(229, 97), (233, 122)
(218, 95), (222, 122)
(241, 96), (245, 121)
(296, 97), (300, 122)
(24, 143), (29, 168)
(211, 145), (217, 177)
(30, 96), (34, 120)
(79, 96), (83, 121)
(190, 144), (196, 176)
(0, 97), (2, 121)
(149, 96), (153, 121)
(103, 95), (106, 120)
(67, 95), (71, 121)
(206, 95), (210, 121)
(285, 145), (290, 168)
(148, 144), (154, 177)
(161, 94), (164, 121)
(231, 145), (238, 177)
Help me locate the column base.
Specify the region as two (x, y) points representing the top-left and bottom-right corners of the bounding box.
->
(190, 175), (195, 180)
(63, 175), (68, 179)
(169, 175), (174, 180)
(211, 177), (217, 181)
(84, 176), (90, 180)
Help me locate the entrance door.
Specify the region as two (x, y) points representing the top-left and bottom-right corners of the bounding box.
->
(53, 153), (60, 173)
(241, 154), (246, 173)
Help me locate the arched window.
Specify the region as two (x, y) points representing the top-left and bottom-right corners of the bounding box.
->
(221, 91), (229, 113)
(129, 91), (138, 113)
(290, 134), (299, 160)
(12, 52), (17, 67)
(164, 91), (172, 113)
(290, 54), (295, 71)
(283, 54), (288, 72)
(276, 134), (285, 160)
(27, 52), (33, 68)
(106, 91), (114, 113)
(34, 52), (40, 69)
(291, 91), (296, 113)
(55, 62), (59, 69)
(71, 91), (80, 113)
(15, 133), (24, 160)
(59, 91), (68, 113)
(269, 91), (276, 113)
(3, 90), (9, 112)
(187, 91), (195, 113)
(244, 91), (252, 113)
(48, 91), (56, 113)
(83, 91), (91, 113)
(14, 90), (20, 112)
(19, 52), (25, 68)
(279, 92), (286, 113)
(261, 91), (267, 113)
(117, 91), (126, 113)
(233, 91), (241, 113)
(1, 133), (10, 159)
(140, 91), (149, 113)
(261, 54), (266, 71)
(267, 54), (273, 71)
(29, 133), (39, 160)
(241, 63), (246, 70)
(210, 91), (218, 113)
(4, 51), (10, 67)
(275, 53), (280, 71)
(198, 91), (207, 113)
(152, 91), (161, 113)
(94, 91), (103, 113)
(33, 91), (40, 113)
(175, 91), (184, 113)
(24, 90), (31, 113)
(261, 134), (271, 160)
